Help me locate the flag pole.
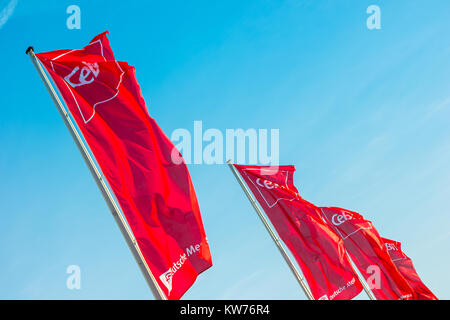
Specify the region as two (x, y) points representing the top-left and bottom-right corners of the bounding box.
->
(345, 251), (376, 300)
(26, 47), (166, 300)
(227, 161), (314, 300)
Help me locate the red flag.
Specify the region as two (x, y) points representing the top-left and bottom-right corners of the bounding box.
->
(320, 207), (415, 300)
(383, 238), (437, 300)
(36, 32), (212, 299)
(234, 164), (363, 300)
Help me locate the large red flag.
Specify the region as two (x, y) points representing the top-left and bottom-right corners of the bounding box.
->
(233, 164), (363, 300)
(320, 207), (415, 300)
(36, 32), (212, 299)
(383, 238), (437, 300)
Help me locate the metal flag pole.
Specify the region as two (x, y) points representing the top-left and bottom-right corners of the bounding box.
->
(26, 47), (166, 300)
(345, 251), (376, 300)
(227, 161), (314, 300)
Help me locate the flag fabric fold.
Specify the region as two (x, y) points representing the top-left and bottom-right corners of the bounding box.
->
(383, 237), (437, 300)
(36, 31), (212, 299)
(233, 164), (363, 300)
(320, 207), (415, 300)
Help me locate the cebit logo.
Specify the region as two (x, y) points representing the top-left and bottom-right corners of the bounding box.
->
(64, 61), (100, 88)
(255, 177), (295, 195)
(159, 269), (174, 294)
(244, 169), (298, 208)
(385, 243), (398, 251)
(331, 212), (353, 226)
(256, 178), (277, 190)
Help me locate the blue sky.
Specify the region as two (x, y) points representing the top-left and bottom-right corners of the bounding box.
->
(1, 0), (449, 299)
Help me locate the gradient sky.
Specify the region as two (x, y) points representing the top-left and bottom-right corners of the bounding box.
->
(0, 0), (449, 299)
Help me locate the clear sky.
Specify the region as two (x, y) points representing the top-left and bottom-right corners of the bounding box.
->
(1, 0), (449, 299)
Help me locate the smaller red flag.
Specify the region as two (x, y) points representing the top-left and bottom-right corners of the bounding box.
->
(320, 207), (416, 300)
(234, 165), (363, 300)
(383, 238), (438, 300)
